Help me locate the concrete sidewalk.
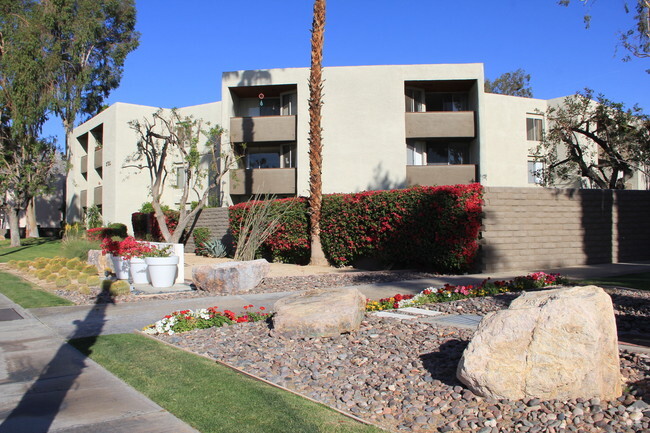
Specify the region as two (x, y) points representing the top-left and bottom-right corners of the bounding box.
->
(0, 295), (198, 433)
(31, 260), (650, 339)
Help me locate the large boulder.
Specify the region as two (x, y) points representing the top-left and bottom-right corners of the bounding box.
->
(272, 288), (366, 339)
(192, 259), (269, 294)
(87, 250), (110, 275)
(457, 285), (621, 401)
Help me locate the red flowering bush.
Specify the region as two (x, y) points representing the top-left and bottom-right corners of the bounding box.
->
(86, 225), (128, 241)
(100, 236), (153, 260)
(229, 185), (483, 273)
(131, 211), (180, 241)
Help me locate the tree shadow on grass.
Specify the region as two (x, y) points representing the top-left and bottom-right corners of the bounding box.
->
(419, 339), (469, 388)
(0, 285), (114, 433)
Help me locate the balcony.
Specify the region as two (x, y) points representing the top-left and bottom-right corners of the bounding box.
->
(80, 155), (88, 174)
(406, 165), (477, 186)
(405, 112), (475, 139)
(230, 116), (296, 143)
(230, 168), (296, 195)
(93, 186), (103, 205)
(94, 148), (103, 169)
(80, 190), (88, 208)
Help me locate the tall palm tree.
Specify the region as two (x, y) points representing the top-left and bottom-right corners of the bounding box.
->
(308, 0), (328, 266)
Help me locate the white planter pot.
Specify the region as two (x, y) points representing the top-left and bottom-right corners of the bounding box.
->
(110, 255), (130, 280)
(129, 257), (149, 284)
(145, 256), (179, 288)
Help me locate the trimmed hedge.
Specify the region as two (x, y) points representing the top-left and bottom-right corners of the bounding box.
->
(229, 184), (483, 272)
(86, 225), (128, 241)
(131, 211), (180, 241)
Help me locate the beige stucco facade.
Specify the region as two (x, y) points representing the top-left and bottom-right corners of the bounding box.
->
(67, 101), (221, 226)
(66, 63), (648, 227)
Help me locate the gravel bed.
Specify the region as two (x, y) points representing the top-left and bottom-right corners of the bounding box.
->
(157, 292), (650, 433)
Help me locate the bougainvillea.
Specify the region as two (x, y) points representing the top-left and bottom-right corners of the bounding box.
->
(131, 211), (180, 241)
(229, 184), (483, 273)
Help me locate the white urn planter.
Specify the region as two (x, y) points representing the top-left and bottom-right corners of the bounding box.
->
(110, 255), (130, 280)
(129, 257), (149, 284)
(145, 256), (179, 288)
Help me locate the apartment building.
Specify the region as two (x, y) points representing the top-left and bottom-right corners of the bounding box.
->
(66, 63), (646, 226)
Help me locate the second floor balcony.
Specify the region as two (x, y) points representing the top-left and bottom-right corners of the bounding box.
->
(230, 168), (296, 196)
(406, 164), (477, 187)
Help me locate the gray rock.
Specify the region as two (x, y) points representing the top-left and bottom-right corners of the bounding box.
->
(192, 259), (269, 294)
(271, 288), (366, 339)
(457, 286), (621, 401)
(87, 249), (109, 274)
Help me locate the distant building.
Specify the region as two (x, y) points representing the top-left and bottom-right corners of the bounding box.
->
(65, 63), (647, 225)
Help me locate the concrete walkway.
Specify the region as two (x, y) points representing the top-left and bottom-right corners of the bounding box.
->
(2, 261), (649, 432)
(0, 295), (198, 433)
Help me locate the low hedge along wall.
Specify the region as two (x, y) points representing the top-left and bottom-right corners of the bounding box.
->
(229, 184), (483, 273)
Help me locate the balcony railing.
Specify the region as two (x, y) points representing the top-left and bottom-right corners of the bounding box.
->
(80, 155), (88, 174)
(230, 168), (296, 195)
(405, 111), (475, 138)
(230, 115), (296, 143)
(406, 165), (477, 186)
(93, 186), (103, 205)
(94, 148), (103, 169)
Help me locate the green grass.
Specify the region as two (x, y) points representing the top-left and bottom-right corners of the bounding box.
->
(0, 238), (62, 262)
(574, 272), (650, 291)
(69, 334), (384, 433)
(0, 271), (73, 308)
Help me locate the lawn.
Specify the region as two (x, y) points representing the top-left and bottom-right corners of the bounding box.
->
(575, 272), (650, 291)
(0, 271), (73, 308)
(0, 237), (62, 262)
(69, 334), (385, 433)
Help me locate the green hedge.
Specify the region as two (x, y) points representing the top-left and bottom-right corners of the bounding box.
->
(229, 185), (483, 273)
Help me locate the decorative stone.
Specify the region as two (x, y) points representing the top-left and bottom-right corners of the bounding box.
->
(192, 259), (269, 294)
(87, 250), (110, 274)
(271, 288), (366, 339)
(457, 285), (621, 401)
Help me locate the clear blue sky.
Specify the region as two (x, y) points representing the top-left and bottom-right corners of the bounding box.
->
(42, 0), (650, 148)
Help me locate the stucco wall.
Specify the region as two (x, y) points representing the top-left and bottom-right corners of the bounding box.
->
(480, 187), (650, 272)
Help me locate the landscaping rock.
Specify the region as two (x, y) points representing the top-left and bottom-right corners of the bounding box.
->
(87, 249), (110, 274)
(192, 259), (269, 294)
(272, 288), (366, 339)
(457, 285), (621, 401)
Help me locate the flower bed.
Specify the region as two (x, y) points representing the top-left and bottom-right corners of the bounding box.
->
(143, 305), (269, 335)
(366, 272), (565, 311)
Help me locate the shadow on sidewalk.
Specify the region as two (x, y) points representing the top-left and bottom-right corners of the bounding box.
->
(0, 285), (115, 433)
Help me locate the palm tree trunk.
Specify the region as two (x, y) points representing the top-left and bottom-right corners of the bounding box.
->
(308, 0), (328, 266)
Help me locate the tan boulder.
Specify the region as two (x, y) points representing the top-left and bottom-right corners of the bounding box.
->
(192, 259), (269, 294)
(272, 288), (366, 339)
(87, 250), (110, 274)
(457, 285), (621, 401)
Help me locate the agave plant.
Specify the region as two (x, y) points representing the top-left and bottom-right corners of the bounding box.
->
(200, 238), (228, 258)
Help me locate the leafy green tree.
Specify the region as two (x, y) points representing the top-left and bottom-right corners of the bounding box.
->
(126, 109), (236, 243)
(532, 89), (650, 189)
(484, 69), (533, 97)
(559, 0), (649, 68)
(0, 0), (58, 246)
(43, 0), (140, 150)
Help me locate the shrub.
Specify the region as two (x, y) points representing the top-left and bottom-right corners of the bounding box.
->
(16, 261), (30, 269)
(199, 238), (228, 258)
(46, 274), (58, 282)
(35, 270), (49, 280)
(101, 279), (130, 296)
(78, 285), (91, 295)
(229, 185), (483, 272)
(131, 210), (179, 241)
(86, 224), (128, 241)
(82, 264), (99, 275)
(55, 277), (71, 288)
(86, 275), (101, 286)
(193, 227), (211, 254)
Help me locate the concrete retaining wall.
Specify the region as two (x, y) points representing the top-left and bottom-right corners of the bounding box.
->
(183, 207), (231, 253)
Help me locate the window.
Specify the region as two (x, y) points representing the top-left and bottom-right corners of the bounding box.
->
(526, 118), (543, 141)
(405, 88), (425, 112)
(176, 166), (186, 188)
(281, 92), (297, 115)
(237, 97), (281, 117)
(406, 140), (469, 165)
(528, 159), (544, 184)
(238, 143), (296, 169)
(426, 93), (469, 112)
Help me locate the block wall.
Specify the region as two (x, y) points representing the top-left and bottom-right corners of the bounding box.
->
(183, 207), (231, 253)
(480, 187), (650, 272)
